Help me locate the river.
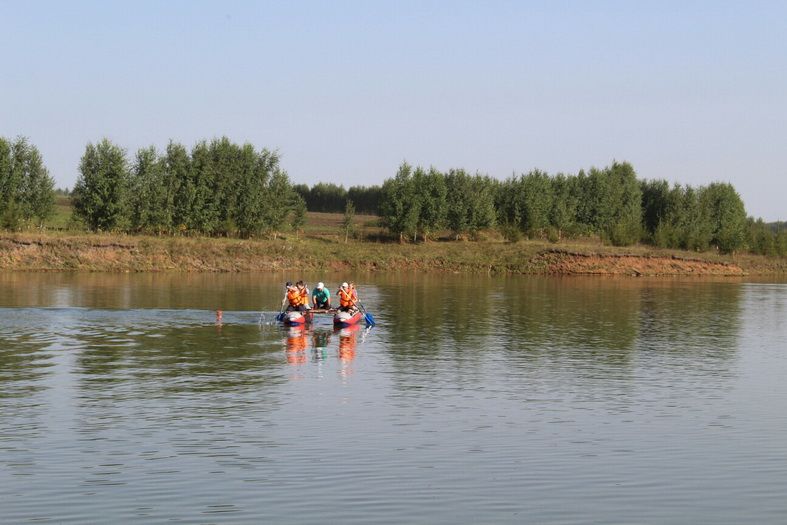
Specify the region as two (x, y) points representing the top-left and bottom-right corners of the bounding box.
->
(2, 272), (787, 524)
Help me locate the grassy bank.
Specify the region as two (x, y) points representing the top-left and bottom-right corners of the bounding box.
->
(2, 225), (785, 275)
(3, 208), (785, 275)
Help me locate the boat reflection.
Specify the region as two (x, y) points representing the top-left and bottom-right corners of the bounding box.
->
(311, 328), (332, 361)
(338, 324), (361, 363)
(285, 327), (309, 364)
(282, 324), (365, 365)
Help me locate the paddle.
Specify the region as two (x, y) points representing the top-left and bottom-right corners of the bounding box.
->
(275, 297), (287, 322)
(356, 301), (376, 326)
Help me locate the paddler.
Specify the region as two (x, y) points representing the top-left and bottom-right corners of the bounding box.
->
(284, 281), (305, 312)
(312, 282), (331, 309)
(337, 282), (357, 313)
(295, 280), (310, 310)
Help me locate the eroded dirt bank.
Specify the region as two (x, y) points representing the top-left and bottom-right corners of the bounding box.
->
(531, 249), (746, 276)
(0, 233), (782, 275)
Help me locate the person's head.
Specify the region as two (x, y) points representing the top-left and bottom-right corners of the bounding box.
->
(285, 281), (293, 288)
(296, 280), (304, 288)
(341, 282), (348, 290)
(316, 282), (324, 290)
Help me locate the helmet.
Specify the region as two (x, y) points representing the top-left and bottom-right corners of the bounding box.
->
(285, 281), (293, 287)
(317, 282), (324, 289)
(341, 282), (348, 288)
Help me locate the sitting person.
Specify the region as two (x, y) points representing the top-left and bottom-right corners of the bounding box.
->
(337, 282), (357, 313)
(284, 281), (306, 312)
(296, 280), (311, 310)
(312, 282), (331, 309)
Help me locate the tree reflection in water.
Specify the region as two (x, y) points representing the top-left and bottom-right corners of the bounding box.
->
(372, 275), (743, 391)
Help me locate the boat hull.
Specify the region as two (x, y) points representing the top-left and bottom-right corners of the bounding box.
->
(333, 310), (363, 327)
(283, 311), (311, 326)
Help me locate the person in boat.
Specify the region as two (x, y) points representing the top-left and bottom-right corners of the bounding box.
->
(284, 281), (306, 312)
(296, 280), (311, 310)
(312, 282), (331, 309)
(337, 282), (357, 313)
(281, 281), (293, 310)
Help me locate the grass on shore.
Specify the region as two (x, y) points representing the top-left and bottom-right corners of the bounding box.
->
(4, 202), (785, 274)
(2, 225), (785, 274)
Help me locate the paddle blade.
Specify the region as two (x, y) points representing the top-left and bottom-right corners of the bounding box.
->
(364, 312), (376, 326)
(275, 312), (285, 322)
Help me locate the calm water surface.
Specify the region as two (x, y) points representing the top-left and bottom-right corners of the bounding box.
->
(2, 272), (787, 524)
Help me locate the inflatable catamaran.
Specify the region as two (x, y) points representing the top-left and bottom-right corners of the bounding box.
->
(277, 281), (375, 327)
(281, 308), (367, 327)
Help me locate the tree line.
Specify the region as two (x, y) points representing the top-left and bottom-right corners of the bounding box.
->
(379, 163), (497, 242)
(378, 161), (786, 255)
(70, 137), (303, 237)
(0, 137), (56, 228)
(292, 182), (381, 214)
(2, 136), (785, 255)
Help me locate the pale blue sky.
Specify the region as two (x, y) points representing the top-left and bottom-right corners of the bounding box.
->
(1, 0), (785, 220)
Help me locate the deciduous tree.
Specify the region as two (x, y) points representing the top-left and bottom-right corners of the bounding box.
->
(72, 139), (129, 231)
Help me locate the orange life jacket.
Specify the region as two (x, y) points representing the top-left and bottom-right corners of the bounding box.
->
(338, 288), (353, 308)
(298, 287), (309, 306)
(287, 288), (300, 307)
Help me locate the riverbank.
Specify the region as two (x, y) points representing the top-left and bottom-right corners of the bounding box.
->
(2, 231), (785, 275)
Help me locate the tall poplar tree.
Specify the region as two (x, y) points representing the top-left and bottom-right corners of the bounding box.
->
(167, 141), (192, 233)
(341, 199), (355, 242)
(444, 170), (496, 239)
(550, 174), (579, 240)
(188, 141), (219, 234)
(129, 146), (168, 233)
(0, 137), (55, 227)
(261, 163), (295, 233)
(699, 182), (748, 254)
(414, 167), (447, 241)
(233, 143), (266, 238)
(380, 162), (419, 242)
(72, 139), (130, 231)
(518, 170), (553, 235)
(445, 168), (471, 239)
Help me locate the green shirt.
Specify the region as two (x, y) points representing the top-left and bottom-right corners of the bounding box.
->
(312, 288), (330, 304)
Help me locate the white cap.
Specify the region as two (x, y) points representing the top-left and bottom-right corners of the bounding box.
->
(317, 282), (324, 289)
(341, 282), (348, 288)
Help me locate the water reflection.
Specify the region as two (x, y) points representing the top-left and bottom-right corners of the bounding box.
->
(338, 324), (360, 363)
(5, 274), (786, 525)
(285, 327), (309, 365)
(636, 280), (741, 356)
(0, 272), (284, 311)
(0, 334), (57, 399)
(375, 276), (743, 386)
(282, 325), (364, 367)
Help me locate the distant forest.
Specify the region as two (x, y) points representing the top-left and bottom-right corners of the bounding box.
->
(293, 183), (381, 215)
(0, 135), (785, 255)
(298, 162), (786, 256)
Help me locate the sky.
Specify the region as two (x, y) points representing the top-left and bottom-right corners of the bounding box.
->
(1, 0), (785, 220)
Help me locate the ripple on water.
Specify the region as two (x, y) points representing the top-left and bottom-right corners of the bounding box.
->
(3, 283), (787, 524)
